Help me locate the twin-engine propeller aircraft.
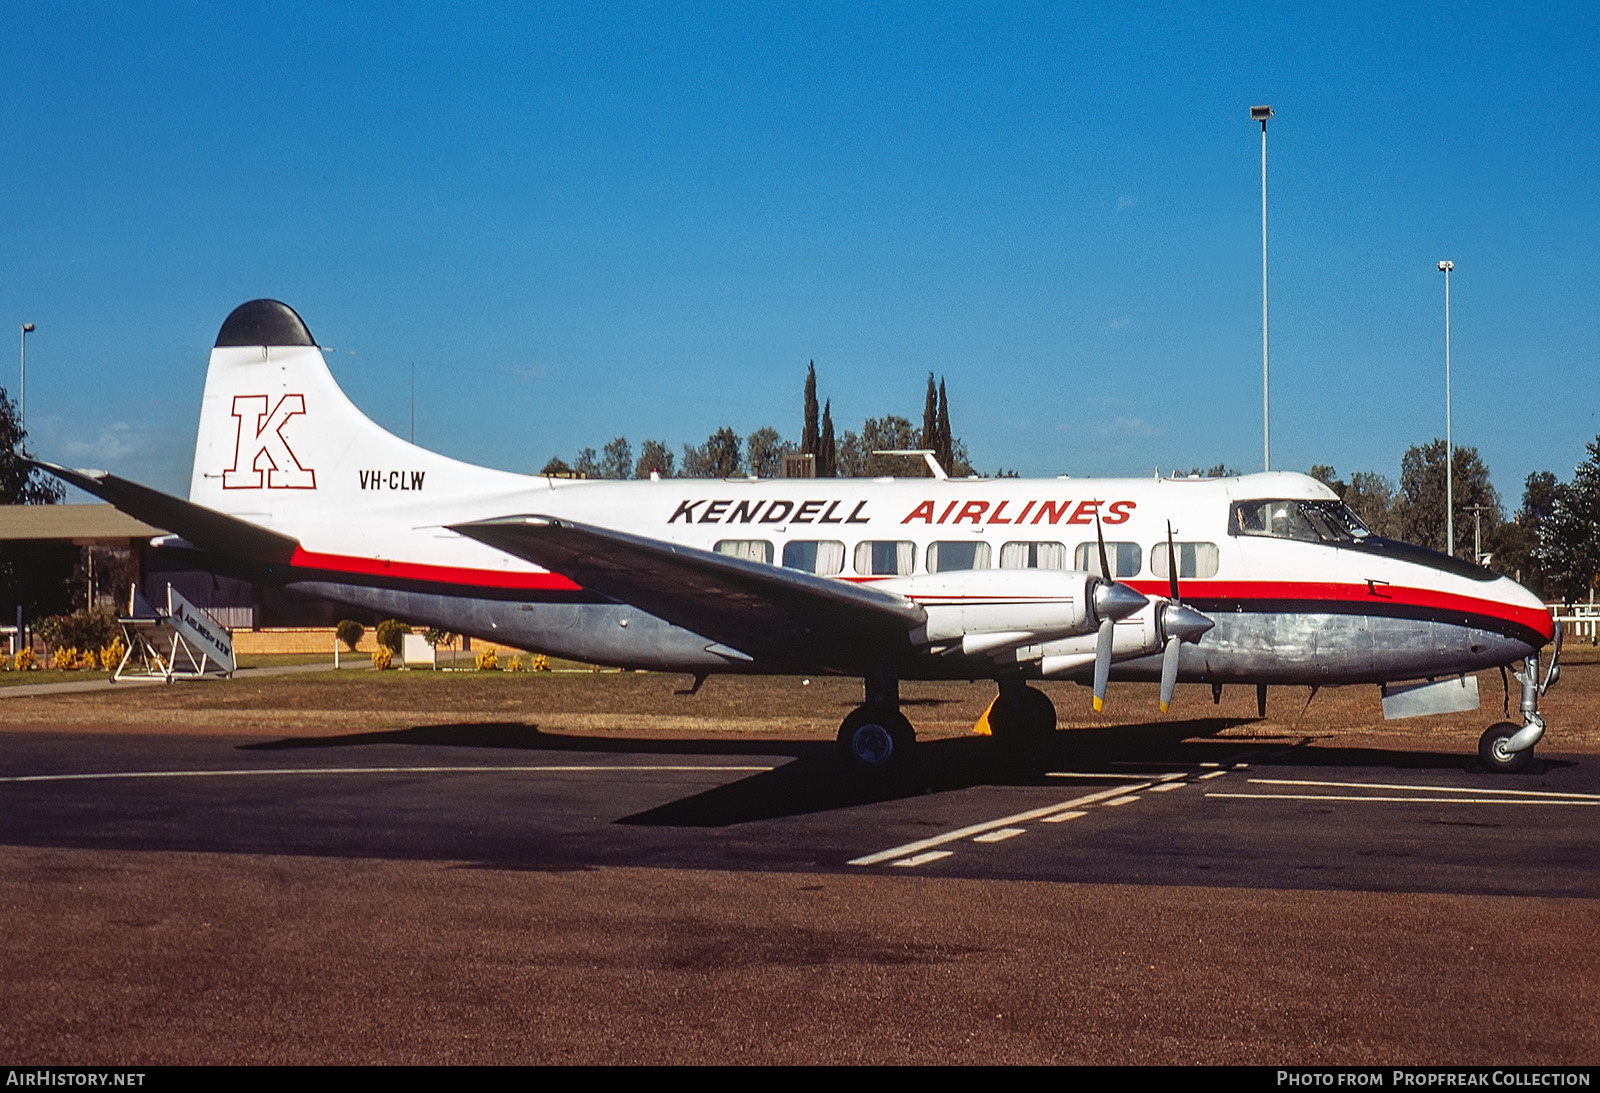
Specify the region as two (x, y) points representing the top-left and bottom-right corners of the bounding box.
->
(40, 300), (1560, 775)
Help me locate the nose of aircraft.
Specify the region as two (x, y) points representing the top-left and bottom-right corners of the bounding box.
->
(1092, 580), (1149, 624)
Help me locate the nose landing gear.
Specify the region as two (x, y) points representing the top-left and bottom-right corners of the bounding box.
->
(1480, 624), (1561, 774)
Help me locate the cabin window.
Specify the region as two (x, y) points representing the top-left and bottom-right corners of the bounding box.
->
(854, 540), (915, 576)
(782, 539), (845, 575)
(999, 541), (1068, 570)
(714, 539), (774, 564)
(1149, 541), (1220, 579)
(926, 541), (991, 572)
(1072, 541), (1142, 578)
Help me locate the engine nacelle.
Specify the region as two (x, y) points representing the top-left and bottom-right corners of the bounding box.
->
(881, 568), (1096, 646)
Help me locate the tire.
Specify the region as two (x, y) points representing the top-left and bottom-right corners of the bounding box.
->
(1478, 722), (1533, 774)
(837, 706), (914, 776)
(990, 686), (1057, 747)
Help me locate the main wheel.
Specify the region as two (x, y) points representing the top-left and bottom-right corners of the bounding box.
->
(990, 685), (1057, 747)
(1478, 722), (1533, 774)
(837, 705), (914, 776)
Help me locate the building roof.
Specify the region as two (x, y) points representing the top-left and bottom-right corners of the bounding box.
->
(0, 504), (167, 544)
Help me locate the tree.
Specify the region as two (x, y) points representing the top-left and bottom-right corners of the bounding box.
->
(572, 447), (601, 479)
(0, 387), (63, 505)
(801, 362), (819, 456)
(633, 439), (675, 478)
(837, 415), (922, 477)
(935, 378), (953, 473)
(682, 427), (743, 478)
(745, 426), (793, 479)
(599, 437), (632, 480)
(1496, 471), (1562, 595)
(1395, 440), (1499, 556)
(920, 373), (938, 452)
(818, 401), (836, 477)
(1540, 438), (1600, 600)
(539, 456), (573, 476)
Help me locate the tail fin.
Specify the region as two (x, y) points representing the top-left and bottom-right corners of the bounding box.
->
(189, 300), (525, 530)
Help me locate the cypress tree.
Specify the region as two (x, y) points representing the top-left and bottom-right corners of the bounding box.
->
(802, 361), (820, 455)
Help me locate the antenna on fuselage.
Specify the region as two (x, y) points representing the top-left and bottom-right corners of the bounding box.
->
(873, 449), (948, 480)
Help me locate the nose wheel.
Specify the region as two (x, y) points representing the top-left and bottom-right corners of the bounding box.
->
(1478, 722), (1533, 774)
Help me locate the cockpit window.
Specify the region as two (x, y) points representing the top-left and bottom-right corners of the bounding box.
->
(1230, 499), (1371, 545)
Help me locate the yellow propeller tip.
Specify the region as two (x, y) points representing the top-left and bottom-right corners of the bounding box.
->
(1092, 697), (1103, 712)
(1160, 702), (1170, 714)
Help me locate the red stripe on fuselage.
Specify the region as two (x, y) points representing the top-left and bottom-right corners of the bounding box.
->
(1126, 579), (1554, 641)
(287, 548), (582, 592)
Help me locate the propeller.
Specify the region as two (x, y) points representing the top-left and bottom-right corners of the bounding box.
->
(1157, 521), (1215, 713)
(1090, 506), (1148, 712)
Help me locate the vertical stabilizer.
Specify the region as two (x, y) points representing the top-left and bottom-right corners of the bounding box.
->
(189, 300), (527, 534)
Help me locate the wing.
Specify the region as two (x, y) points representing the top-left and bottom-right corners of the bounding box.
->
(450, 514), (926, 670)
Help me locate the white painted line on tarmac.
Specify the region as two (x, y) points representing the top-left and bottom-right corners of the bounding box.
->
(891, 851), (954, 868)
(1046, 771), (1170, 780)
(1247, 778), (1600, 802)
(0, 764), (776, 784)
(1198, 770), (1228, 780)
(1149, 782), (1185, 792)
(972, 827), (1027, 844)
(847, 783), (1152, 866)
(1209, 792), (1598, 806)
(1041, 810), (1087, 824)
(1103, 795), (1141, 806)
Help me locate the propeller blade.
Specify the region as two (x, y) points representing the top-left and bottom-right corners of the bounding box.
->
(1096, 505), (1112, 580)
(1092, 617), (1114, 711)
(1166, 520), (1179, 603)
(1159, 635), (1181, 713)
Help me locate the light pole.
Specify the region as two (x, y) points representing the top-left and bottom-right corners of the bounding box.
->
(1252, 105), (1274, 471)
(1438, 260), (1453, 557)
(19, 323), (34, 432)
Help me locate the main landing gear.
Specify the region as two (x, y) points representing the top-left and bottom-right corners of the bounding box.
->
(835, 672), (1060, 776)
(1479, 627), (1562, 775)
(837, 669), (914, 776)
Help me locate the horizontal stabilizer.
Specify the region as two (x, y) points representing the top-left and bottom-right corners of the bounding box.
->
(451, 514), (927, 670)
(32, 461), (299, 560)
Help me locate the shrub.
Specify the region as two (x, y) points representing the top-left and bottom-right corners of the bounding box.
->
(335, 619), (364, 652)
(475, 648), (498, 671)
(371, 647), (392, 670)
(53, 647), (76, 670)
(15, 648), (35, 671)
(507, 654), (524, 672)
(100, 638), (126, 671)
(532, 654), (549, 672)
(375, 619), (409, 655)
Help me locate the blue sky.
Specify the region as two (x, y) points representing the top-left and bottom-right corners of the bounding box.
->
(2, 2), (1595, 509)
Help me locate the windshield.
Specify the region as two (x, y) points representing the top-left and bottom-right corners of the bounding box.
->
(1230, 499), (1372, 545)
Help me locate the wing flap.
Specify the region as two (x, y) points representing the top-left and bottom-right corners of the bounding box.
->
(450, 515), (926, 668)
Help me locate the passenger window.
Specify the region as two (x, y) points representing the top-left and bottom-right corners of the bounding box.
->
(782, 540), (845, 575)
(999, 541), (1068, 569)
(926, 541), (991, 572)
(1073, 541), (1142, 578)
(714, 539), (773, 564)
(854, 540), (915, 576)
(1150, 542), (1220, 579)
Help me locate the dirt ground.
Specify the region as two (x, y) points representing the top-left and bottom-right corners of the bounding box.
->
(2, 645), (1596, 758)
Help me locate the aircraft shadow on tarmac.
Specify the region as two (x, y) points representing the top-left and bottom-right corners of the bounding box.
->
(240, 718), (1573, 827)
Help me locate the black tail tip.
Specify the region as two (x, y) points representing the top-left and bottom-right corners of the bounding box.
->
(215, 299), (316, 348)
